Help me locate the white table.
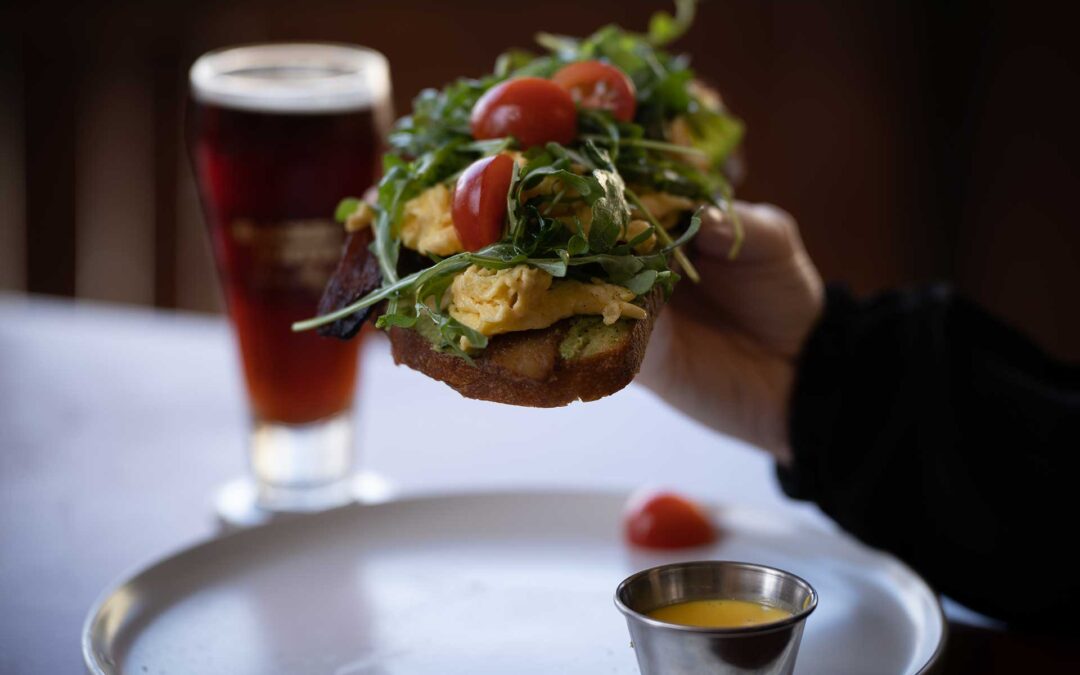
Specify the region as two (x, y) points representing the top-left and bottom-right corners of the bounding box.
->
(0, 295), (1050, 674)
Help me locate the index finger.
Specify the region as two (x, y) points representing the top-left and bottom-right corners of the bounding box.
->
(693, 202), (799, 264)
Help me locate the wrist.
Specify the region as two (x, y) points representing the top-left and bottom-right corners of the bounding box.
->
(754, 352), (795, 466)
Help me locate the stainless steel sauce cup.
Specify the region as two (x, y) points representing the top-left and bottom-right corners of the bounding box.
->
(615, 561), (818, 675)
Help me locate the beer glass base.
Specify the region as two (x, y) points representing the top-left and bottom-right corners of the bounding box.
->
(215, 411), (394, 530)
(214, 472), (395, 530)
(249, 412), (355, 507)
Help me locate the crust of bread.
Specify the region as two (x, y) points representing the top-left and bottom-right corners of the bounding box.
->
(388, 289), (663, 407)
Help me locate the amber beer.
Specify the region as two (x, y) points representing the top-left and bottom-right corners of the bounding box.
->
(190, 102), (378, 424)
(188, 44), (390, 519)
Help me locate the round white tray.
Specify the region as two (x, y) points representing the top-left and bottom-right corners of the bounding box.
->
(84, 490), (945, 674)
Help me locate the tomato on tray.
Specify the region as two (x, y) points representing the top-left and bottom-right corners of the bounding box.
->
(624, 489), (717, 549)
(553, 60), (637, 123)
(470, 77), (577, 148)
(452, 153), (516, 251)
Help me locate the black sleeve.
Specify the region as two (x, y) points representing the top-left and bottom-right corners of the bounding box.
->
(777, 284), (1080, 627)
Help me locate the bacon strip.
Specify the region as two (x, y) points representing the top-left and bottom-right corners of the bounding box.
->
(316, 228), (382, 340)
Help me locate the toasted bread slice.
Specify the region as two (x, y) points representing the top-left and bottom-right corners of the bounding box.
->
(388, 289), (663, 407)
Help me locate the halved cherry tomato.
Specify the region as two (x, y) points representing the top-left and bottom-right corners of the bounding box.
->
(452, 153), (515, 251)
(624, 490), (717, 549)
(552, 60), (637, 123)
(470, 77), (577, 148)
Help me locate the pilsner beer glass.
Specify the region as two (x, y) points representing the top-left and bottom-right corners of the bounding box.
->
(188, 44), (392, 525)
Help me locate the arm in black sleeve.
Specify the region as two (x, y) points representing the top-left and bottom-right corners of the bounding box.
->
(777, 284), (1080, 627)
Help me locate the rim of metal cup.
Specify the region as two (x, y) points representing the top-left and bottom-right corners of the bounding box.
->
(614, 560), (819, 636)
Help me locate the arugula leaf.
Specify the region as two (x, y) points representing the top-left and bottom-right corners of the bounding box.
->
(578, 109), (621, 160)
(461, 137), (514, 156)
(534, 32), (580, 59)
(527, 256), (570, 277)
(624, 269), (659, 295)
(586, 169), (630, 253)
(334, 197), (362, 223)
(685, 109), (745, 169)
(528, 167), (594, 198)
(648, 0), (697, 46)
(598, 255), (644, 282)
(651, 67), (693, 114)
(371, 163), (407, 283)
(494, 49), (536, 78)
(439, 318), (489, 357)
(375, 311), (419, 329)
(625, 224), (656, 250)
(567, 231), (589, 256)
(389, 78), (488, 158)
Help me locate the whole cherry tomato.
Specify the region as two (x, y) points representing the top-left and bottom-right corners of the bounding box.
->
(470, 77), (577, 148)
(624, 490), (717, 549)
(452, 153), (515, 251)
(552, 60), (637, 123)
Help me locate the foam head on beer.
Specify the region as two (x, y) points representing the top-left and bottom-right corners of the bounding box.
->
(190, 43), (391, 115)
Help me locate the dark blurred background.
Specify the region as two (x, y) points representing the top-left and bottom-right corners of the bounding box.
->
(2, 0), (1078, 358)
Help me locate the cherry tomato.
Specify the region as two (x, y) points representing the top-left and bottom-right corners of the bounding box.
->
(624, 490), (717, 549)
(552, 60), (637, 123)
(452, 153), (515, 251)
(470, 77), (577, 148)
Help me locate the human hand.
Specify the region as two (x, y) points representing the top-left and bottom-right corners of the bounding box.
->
(638, 202), (824, 463)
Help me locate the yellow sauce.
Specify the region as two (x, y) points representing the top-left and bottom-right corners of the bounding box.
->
(648, 599), (791, 628)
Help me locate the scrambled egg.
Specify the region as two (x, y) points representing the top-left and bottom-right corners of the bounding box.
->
(398, 184), (463, 256)
(625, 218), (655, 253)
(344, 202), (375, 232)
(631, 192), (697, 228)
(394, 178), (693, 259)
(448, 264), (646, 337)
(389, 181), (689, 340)
(666, 117), (709, 172)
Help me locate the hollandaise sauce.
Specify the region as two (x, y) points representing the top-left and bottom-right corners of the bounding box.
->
(648, 599), (791, 628)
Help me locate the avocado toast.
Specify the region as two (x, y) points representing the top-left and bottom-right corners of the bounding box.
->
(294, 0), (744, 406)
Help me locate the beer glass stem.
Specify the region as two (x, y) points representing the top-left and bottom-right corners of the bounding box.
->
(250, 411), (354, 512)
